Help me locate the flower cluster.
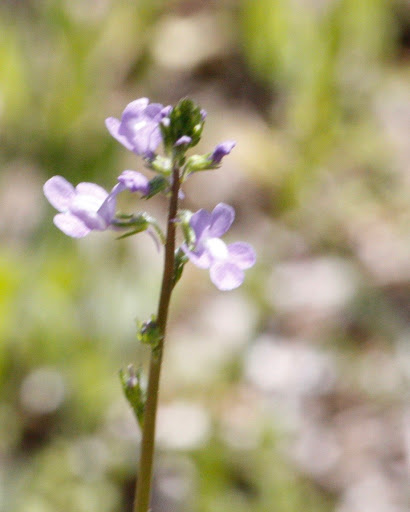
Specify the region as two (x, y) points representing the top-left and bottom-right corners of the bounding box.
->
(44, 98), (255, 290)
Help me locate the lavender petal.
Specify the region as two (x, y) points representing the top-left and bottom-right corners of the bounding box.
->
(209, 203), (235, 238)
(53, 213), (91, 238)
(190, 209), (212, 242)
(71, 191), (106, 215)
(181, 244), (211, 269)
(227, 242), (256, 269)
(76, 182), (108, 202)
(121, 98), (149, 121)
(97, 185), (121, 224)
(144, 103), (165, 119)
(118, 170), (150, 195)
(175, 135), (192, 146)
(210, 261), (244, 291)
(105, 117), (135, 152)
(43, 176), (75, 212)
(210, 140), (236, 164)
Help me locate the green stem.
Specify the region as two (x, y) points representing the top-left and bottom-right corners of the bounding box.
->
(133, 165), (180, 512)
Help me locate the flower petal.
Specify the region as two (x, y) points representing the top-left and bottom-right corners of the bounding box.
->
(53, 213), (91, 238)
(76, 182), (108, 202)
(182, 244), (212, 269)
(175, 135), (192, 146)
(43, 176), (75, 212)
(144, 102), (165, 119)
(227, 242), (256, 269)
(190, 209), (212, 242)
(71, 190), (106, 214)
(161, 105), (172, 118)
(117, 170), (150, 194)
(206, 238), (229, 261)
(74, 209), (108, 230)
(209, 203), (235, 238)
(121, 98), (149, 121)
(133, 124), (162, 156)
(97, 184), (121, 224)
(105, 117), (135, 151)
(210, 262), (244, 291)
(210, 140), (236, 164)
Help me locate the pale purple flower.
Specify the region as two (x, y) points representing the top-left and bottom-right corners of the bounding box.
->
(117, 170), (150, 195)
(105, 98), (170, 158)
(210, 140), (236, 165)
(183, 203), (255, 290)
(43, 176), (119, 238)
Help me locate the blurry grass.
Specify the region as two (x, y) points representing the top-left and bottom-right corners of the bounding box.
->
(194, 434), (333, 512)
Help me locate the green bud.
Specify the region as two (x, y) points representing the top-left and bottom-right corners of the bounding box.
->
(149, 155), (172, 175)
(161, 98), (205, 151)
(137, 316), (163, 357)
(183, 154), (215, 175)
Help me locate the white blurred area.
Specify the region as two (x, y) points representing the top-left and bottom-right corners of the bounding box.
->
(20, 367), (65, 415)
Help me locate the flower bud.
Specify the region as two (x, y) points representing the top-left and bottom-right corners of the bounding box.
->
(160, 98), (205, 151)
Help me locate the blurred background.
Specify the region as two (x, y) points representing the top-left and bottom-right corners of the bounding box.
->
(0, 0), (409, 511)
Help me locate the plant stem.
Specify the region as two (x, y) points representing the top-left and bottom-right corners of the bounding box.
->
(133, 165), (180, 512)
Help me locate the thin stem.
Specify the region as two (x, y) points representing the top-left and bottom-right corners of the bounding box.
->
(133, 166), (180, 512)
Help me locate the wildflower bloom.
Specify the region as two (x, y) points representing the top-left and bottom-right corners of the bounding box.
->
(210, 140), (236, 165)
(105, 98), (170, 158)
(43, 176), (119, 238)
(183, 203), (255, 290)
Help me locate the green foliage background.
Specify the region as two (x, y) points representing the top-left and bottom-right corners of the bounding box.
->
(0, 1), (408, 511)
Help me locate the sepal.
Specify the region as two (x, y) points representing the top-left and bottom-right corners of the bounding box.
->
(119, 365), (145, 428)
(145, 175), (169, 199)
(113, 212), (165, 244)
(183, 154), (216, 175)
(173, 247), (188, 287)
(137, 316), (163, 358)
(148, 155), (172, 175)
(178, 209), (195, 246)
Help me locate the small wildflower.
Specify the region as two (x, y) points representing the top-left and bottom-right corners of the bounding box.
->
(183, 203), (255, 290)
(43, 176), (118, 238)
(105, 98), (170, 158)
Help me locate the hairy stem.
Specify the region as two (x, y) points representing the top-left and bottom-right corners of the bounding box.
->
(134, 166), (180, 512)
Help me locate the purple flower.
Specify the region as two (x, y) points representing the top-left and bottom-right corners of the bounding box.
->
(43, 176), (119, 238)
(210, 140), (236, 165)
(105, 98), (170, 158)
(117, 170), (150, 195)
(183, 203), (255, 290)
